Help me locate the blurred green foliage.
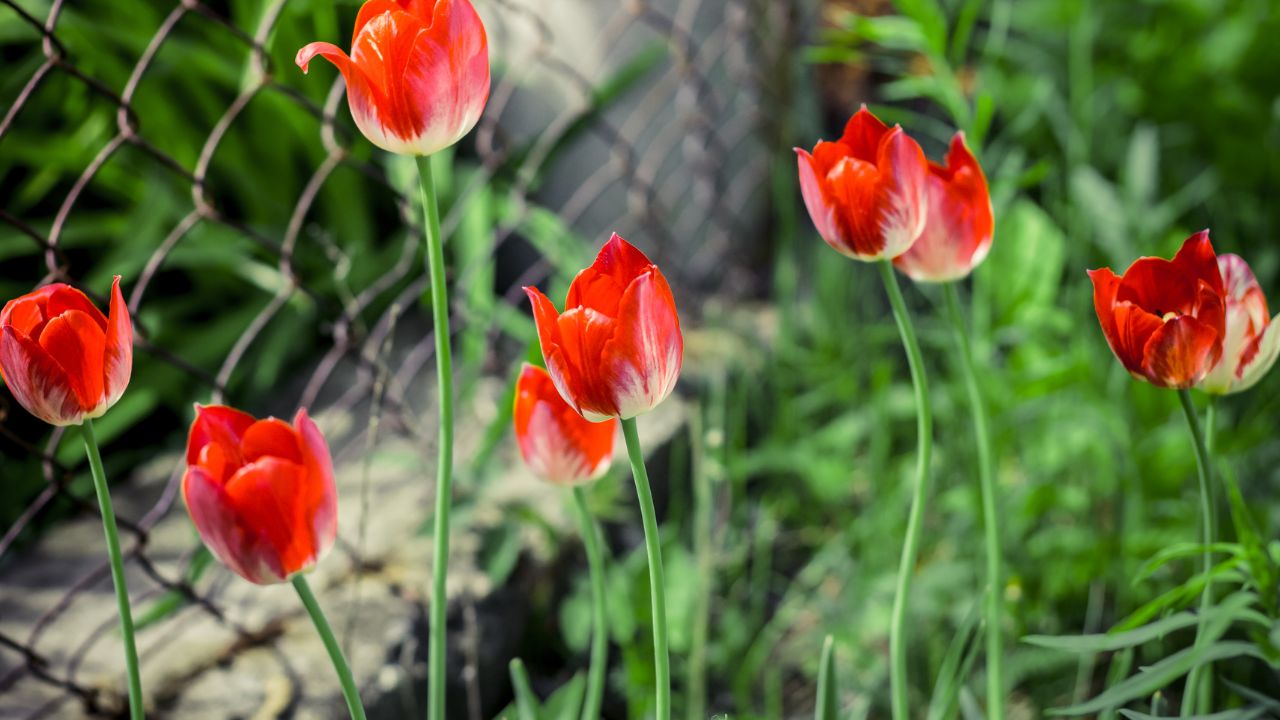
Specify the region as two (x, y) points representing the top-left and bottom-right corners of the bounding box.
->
(4, 0), (1280, 717)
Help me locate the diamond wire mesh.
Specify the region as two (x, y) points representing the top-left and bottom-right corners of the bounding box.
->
(0, 0), (802, 716)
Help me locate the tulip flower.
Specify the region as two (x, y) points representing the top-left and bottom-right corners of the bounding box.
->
(182, 405), (338, 585)
(795, 105), (929, 261)
(892, 133), (994, 282)
(296, 0), (490, 157)
(514, 363), (616, 485)
(1197, 254), (1280, 394)
(1088, 231), (1227, 389)
(524, 233), (683, 422)
(0, 277), (132, 427)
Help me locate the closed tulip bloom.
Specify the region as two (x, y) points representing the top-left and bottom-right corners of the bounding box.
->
(1197, 254), (1280, 394)
(514, 364), (617, 485)
(795, 105), (929, 261)
(1089, 231), (1227, 389)
(524, 234), (683, 422)
(296, 0), (490, 157)
(182, 405), (338, 585)
(893, 133), (994, 282)
(0, 277), (132, 426)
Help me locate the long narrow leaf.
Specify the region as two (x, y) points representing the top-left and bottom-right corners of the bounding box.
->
(1047, 642), (1269, 716)
(815, 635), (837, 720)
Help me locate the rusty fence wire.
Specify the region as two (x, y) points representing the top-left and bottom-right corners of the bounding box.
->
(0, 0), (807, 716)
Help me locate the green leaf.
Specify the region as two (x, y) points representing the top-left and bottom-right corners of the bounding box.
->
(540, 672), (586, 720)
(1135, 542), (1242, 583)
(1048, 642), (1270, 716)
(1119, 709), (1269, 720)
(815, 635), (837, 720)
(509, 658), (539, 720)
(928, 599), (985, 720)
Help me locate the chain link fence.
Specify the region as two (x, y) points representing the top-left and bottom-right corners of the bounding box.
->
(0, 0), (811, 716)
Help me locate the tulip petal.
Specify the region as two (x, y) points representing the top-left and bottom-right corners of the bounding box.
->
(1, 291), (51, 338)
(37, 310), (106, 414)
(1141, 314), (1221, 388)
(241, 418), (304, 465)
(294, 408), (338, 560)
(1171, 230), (1223, 297)
(1110, 301), (1164, 375)
(514, 364), (616, 485)
(838, 105), (891, 164)
(224, 457), (319, 580)
(871, 126), (929, 259)
(1088, 267), (1122, 350)
(892, 133), (994, 282)
(103, 276), (132, 408)
(46, 285), (107, 331)
(556, 307), (619, 420)
(1234, 313), (1280, 392)
(188, 404), (255, 466)
(599, 271), (683, 420)
(183, 466), (285, 585)
(796, 148), (852, 257)
(353, 0), (405, 40)
(566, 234), (655, 317)
(0, 326), (83, 425)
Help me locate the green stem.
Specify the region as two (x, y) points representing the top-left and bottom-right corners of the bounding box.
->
(877, 260), (934, 720)
(570, 486), (608, 720)
(82, 419), (144, 720)
(291, 575), (368, 720)
(942, 282), (1004, 719)
(621, 417), (670, 720)
(1176, 389), (1215, 716)
(417, 155), (455, 720)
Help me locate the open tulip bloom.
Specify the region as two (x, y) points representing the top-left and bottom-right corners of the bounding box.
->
(525, 233), (681, 720)
(513, 364), (614, 720)
(795, 105), (928, 261)
(1089, 230), (1226, 389)
(182, 405), (366, 719)
(296, 0), (490, 157)
(0, 277), (143, 719)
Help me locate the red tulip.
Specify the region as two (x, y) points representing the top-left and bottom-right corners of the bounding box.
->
(524, 234), (683, 422)
(892, 133), (994, 282)
(795, 105), (929, 260)
(0, 277), (132, 426)
(1088, 231), (1227, 389)
(514, 364), (616, 485)
(296, 0), (490, 157)
(1197, 254), (1280, 394)
(182, 405), (338, 585)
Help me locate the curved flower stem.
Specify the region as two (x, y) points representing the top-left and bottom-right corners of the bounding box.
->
(416, 155), (455, 720)
(620, 417), (670, 720)
(1176, 389), (1215, 716)
(292, 575), (368, 720)
(82, 419), (144, 720)
(876, 260), (933, 720)
(570, 486), (608, 720)
(942, 282), (1004, 719)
